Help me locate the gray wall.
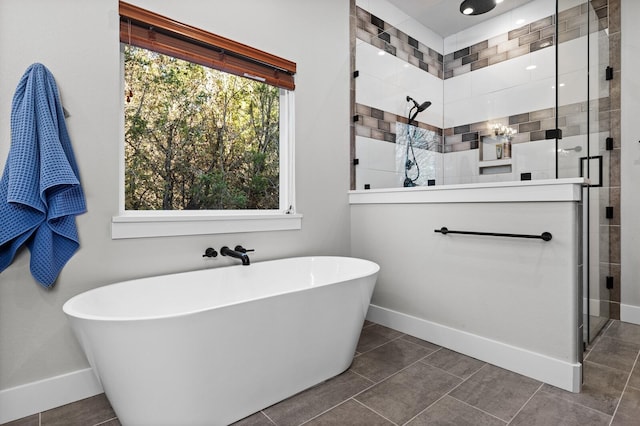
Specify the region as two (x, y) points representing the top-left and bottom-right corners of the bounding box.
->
(0, 0), (351, 391)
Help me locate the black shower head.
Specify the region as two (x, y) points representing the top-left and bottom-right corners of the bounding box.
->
(416, 101), (432, 112)
(406, 96), (431, 112)
(407, 96), (431, 124)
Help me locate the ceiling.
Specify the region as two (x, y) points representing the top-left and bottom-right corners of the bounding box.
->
(385, 0), (537, 37)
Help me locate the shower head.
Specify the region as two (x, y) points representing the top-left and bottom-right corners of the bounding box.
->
(407, 96), (431, 124)
(418, 101), (431, 112)
(406, 96), (432, 113)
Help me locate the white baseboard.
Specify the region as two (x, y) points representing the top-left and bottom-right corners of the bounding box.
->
(621, 303), (640, 325)
(0, 368), (103, 424)
(366, 304), (582, 393)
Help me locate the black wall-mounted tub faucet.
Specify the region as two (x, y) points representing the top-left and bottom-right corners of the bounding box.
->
(220, 245), (253, 265)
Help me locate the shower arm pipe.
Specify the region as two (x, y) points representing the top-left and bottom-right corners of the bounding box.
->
(434, 227), (552, 242)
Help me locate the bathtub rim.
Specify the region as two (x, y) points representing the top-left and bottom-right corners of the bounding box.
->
(62, 256), (379, 323)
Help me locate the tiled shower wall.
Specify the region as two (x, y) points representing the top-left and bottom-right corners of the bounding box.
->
(605, 0), (621, 320)
(443, 15), (555, 79)
(444, 2), (609, 79)
(356, 7), (444, 79)
(355, 98), (608, 153)
(350, 0), (621, 319)
(354, 0), (610, 156)
(354, 103), (442, 149)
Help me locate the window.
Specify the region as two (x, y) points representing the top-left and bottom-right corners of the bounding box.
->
(113, 1), (301, 238)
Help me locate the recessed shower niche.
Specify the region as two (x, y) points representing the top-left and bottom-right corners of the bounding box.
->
(479, 135), (513, 175)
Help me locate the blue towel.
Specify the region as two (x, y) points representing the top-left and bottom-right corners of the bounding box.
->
(0, 63), (86, 288)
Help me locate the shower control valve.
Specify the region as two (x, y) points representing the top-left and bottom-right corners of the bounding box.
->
(203, 247), (218, 258)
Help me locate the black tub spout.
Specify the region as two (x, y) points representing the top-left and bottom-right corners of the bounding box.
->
(220, 246), (251, 265)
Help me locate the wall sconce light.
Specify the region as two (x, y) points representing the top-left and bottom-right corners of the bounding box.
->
(460, 0), (501, 16)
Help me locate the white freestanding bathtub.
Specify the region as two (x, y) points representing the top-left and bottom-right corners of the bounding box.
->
(63, 256), (379, 426)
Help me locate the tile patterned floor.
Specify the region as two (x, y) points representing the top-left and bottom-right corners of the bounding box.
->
(4, 320), (640, 426)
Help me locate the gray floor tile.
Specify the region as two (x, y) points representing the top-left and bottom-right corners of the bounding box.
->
(350, 338), (432, 382)
(40, 394), (116, 426)
(449, 364), (541, 422)
(510, 391), (611, 426)
(628, 362), (640, 389)
(355, 362), (461, 425)
(611, 386), (640, 426)
(95, 420), (121, 426)
(262, 370), (372, 426)
(400, 334), (441, 352)
(13, 320), (640, 426)
(1, 415), (39, 426)
(605, 321), (640, 344)
(231, 411), (275, 426)
(407, 395), (506, 426)
(586, 321), (611, 352)
(356, 324), (404, 353)
(586, 336), (640, 373)
(422, 348), (486, 379)
(304, 399), (393, 425)
(541, 361), (628, 415)
(590, 316), (610, 341)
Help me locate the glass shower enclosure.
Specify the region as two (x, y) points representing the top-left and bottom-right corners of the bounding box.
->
(352, 0), (614, 344)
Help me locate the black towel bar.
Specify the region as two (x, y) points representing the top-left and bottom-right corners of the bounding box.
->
(434, 227), (552, 241)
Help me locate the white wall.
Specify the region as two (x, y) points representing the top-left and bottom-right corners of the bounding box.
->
(621, 0), (640, 324)
(0, 0), (351, 415)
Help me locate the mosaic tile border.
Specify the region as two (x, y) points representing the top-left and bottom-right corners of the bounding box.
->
(354, 103), (443, 151)
(356, 2), (609, 81)
(444, 15), (556, 79)
(355, 97), (611, 156)
(444, 2), (609, 79)
(443, 98), (612, 153)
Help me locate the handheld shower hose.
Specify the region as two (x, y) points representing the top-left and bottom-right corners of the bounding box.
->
(404, 96), (431, 187)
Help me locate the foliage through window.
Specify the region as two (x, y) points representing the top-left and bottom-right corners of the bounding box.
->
(124, 45), (281, 211)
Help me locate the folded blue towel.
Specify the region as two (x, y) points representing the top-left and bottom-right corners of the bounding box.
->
(0, 63), (86, 288)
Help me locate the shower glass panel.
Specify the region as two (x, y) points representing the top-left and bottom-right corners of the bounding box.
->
(556, 0), (612, 343)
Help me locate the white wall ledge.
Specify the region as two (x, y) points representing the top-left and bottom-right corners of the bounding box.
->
(112, 213), (302, 239)
(349, 178), (587, 204)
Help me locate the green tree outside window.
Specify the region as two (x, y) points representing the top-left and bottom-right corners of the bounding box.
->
(124, 45), (280, 211)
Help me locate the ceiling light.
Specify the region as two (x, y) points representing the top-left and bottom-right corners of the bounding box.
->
(526, 65), (537, 70)
(460, 0), (497, 16)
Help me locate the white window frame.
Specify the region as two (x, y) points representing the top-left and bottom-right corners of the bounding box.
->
(111, 50), (301, 239)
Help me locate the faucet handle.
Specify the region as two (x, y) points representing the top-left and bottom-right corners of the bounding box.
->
(202, 247), (218, 258)
(234, 245), (255, 253)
